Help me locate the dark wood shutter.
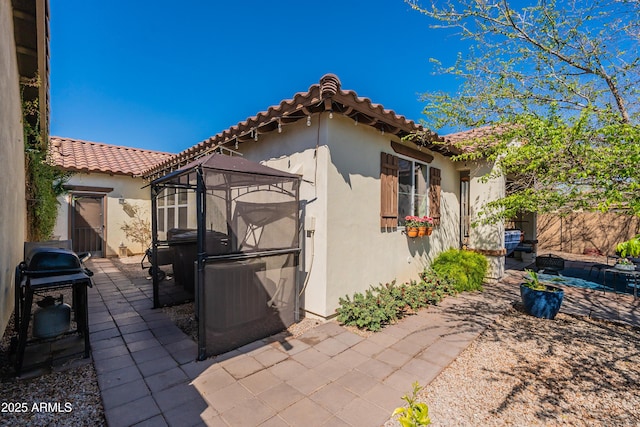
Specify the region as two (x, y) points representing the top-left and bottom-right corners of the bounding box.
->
(429, 167), (441, 226)
(380, 152), (399, 228)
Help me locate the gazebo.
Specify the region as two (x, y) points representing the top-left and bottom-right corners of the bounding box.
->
(150, 153), (301, 359)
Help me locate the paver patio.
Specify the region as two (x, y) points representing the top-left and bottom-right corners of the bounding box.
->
(86, 255), (639, 426)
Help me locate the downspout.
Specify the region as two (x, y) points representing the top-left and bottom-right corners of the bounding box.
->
(298, 113), (322, 306)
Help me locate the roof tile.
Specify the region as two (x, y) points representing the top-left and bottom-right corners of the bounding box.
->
(49, 137), (174, 177)
(143, 74), (448, 178)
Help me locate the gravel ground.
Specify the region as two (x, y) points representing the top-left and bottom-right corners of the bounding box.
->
(0, 315), (106, 427)
(388, 305), (640, 427)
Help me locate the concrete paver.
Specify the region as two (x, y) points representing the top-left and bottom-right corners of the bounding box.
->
(100, 379), (150, 410)
(85, 257), (639, 426)
(336, 397), (390, 427)
(144, 366), (189, 393)
(278, 398), (333, 427)
(104, 395), (161, 427)
(257, 382), (305, 411)
(309, 381), (357, 413)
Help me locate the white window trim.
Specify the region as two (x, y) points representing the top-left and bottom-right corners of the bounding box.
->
(158, 189), (189, 232)
(397, 155), (429, 228)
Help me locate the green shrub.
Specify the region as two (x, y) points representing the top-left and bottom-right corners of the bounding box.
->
(336, 274), (457, 332)
(336, 281), (404, 332)
(616, 235), (640, 258)
(429, 249), (488, 292)
(403, 274), (457, 311)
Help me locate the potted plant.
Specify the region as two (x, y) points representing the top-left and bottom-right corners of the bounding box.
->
(614, 257), (636, 271)
(519, 269), (564, 319)
(404, 216), (421, 238)
(616, 235), (640, 258)
(416, 216), (434, 236)
(405, 216), (434, 237)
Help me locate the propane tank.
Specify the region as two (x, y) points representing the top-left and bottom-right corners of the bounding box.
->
(33, 294), (71, 339)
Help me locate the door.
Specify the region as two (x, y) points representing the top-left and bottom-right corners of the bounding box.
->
(460, 172), (470, 249)
(72, 195), (105, 257)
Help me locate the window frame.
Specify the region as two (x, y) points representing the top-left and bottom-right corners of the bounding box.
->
(157, 188), (189, 233)
(397, 155), (430, 228)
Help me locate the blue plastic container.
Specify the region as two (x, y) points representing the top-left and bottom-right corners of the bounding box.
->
(505, 229), (522, 256)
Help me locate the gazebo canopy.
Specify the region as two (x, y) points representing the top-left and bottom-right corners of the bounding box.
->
(152, 153), (300, 189)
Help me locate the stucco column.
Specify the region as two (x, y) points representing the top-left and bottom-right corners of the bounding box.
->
(467, 161), (506, 283)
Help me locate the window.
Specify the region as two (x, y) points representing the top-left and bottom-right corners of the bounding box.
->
(398, 158), (429, 226)
(381, 152), (441, 229)
(157, 188), (189, 233)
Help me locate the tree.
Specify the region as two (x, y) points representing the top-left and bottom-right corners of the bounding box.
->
(407, 0), (640, 222)
(120, 203), (152, 252)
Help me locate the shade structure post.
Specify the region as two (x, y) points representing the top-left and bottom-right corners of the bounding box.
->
(196, 167), (207, 360)
(151, 184), (159, 308)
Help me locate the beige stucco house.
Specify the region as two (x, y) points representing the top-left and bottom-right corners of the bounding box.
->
(144, 74), (506, 319)
(0, 0), (49, 337)
(50, 137), (173, 257)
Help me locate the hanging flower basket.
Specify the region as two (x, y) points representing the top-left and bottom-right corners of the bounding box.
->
(406, 227), (419, 238)
(405, 216), (434, 238)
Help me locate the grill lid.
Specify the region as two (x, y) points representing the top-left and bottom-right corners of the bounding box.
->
(24, 248), (83, 276)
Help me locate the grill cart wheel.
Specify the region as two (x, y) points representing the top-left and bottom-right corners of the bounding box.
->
(148, 266), (166, 282)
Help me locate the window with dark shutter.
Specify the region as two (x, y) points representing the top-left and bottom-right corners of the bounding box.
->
(380, 152), (399, 229)
(429, 167), (441, 225)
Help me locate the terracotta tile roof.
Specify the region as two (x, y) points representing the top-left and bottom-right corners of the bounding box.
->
(444, 125), (502, 144)
(49, 137), (174, 177)
(443, 125), (510, 153)
(143, 74), (451, 179)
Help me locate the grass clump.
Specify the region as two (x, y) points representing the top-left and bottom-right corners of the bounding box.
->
(429, 249), (488, 292)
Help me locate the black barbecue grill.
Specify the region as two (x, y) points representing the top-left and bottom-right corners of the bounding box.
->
(13, 243), (93, 374)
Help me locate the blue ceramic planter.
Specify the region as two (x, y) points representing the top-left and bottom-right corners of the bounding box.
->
(520, 284), (564, 320)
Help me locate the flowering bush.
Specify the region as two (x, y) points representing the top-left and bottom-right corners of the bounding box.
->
(404, 215), (434, 228)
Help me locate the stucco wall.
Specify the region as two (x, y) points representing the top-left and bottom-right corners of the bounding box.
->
(239, 118), (330, 318)
(324, 115), (461, 317)
(0, 0), (26, 337)
(53, 173), (151, 256)
(465, 161), (506, 281)
(234, 112), (505, 318)
(244, 113), (464, 318)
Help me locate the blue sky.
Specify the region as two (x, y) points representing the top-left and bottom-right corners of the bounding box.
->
(50, 1), (466, 153)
